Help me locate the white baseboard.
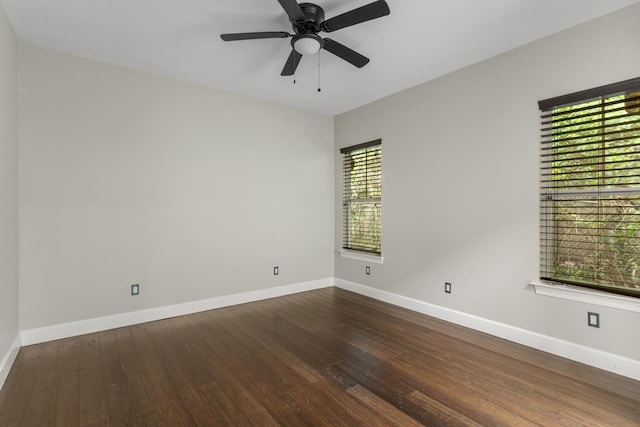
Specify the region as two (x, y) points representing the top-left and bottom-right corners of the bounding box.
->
(0, 333), (22, 390)
(16, 277), (640, 382)
(335, 279), (640, 382)
(21, 278), (333, 346)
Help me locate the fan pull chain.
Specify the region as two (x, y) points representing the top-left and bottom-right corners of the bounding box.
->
(293, 52), (297, 84)
(317, 50), (321, 92)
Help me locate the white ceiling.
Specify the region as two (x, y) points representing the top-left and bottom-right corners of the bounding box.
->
(2, 0), (639, 115)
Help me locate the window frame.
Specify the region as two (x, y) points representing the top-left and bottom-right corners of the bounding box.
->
(340, 139), (382, 258)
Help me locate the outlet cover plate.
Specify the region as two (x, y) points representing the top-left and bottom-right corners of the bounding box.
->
(588, 312), (600, 328)
(131, 284), (139, 296)
(445, 282), (452, 294)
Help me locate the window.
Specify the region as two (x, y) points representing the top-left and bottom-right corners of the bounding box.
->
(539, 78), (640, 298)
(341, 140), (382, 255)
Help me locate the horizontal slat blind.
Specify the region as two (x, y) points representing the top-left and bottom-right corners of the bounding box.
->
(539, 79), (640, 297)
(341, 140), (381, 254)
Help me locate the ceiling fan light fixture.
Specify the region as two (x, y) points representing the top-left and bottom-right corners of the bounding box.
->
(293, 34), (322, 55)
(220, 1), (392, 77)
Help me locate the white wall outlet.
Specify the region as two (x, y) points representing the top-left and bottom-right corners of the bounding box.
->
(131, 284), (139, 296)
(273, 266), (279, 276)
(445, 282), (452, 294)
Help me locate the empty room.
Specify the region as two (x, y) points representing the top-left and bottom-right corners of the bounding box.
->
(1, 0), (640, 425)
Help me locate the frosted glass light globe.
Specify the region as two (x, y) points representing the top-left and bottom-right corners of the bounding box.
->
(294, 36), (321, 55)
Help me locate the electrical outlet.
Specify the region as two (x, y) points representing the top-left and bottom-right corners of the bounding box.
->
(365, 266), (370, 275)
(274, 266), (279, 276)
(445, 282), (452, 294)
(588, 312), (600, 328)
(131, 284), (139, 296)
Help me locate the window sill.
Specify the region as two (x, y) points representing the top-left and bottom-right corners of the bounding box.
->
(531, 281), (640, 313)
(339, 250), (384, 264)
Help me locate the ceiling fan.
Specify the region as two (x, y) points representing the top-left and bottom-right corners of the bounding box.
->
(220, 0), (390, 76)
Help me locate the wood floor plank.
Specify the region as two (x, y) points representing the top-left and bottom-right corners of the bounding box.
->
(142, 320), (208, 410)
(335, 288), (640, 402)
(193, 312), (310, 425)
(1, 287), (639, 426)
(391, 350), (575, 426)
(112, 327), (162, 422)
(128, 323), (194, 426)
(405, 390), (483, 427)
(346, 384), (424, 427)
(53, 336), (82, 427)
(211, 306), (324, 384)
(79, 333), (109, 426)
(21, 339), (63, 425)
(98, 329), (140, 427)
(0, 345), (45, 426)
(170, 312), (279, 424)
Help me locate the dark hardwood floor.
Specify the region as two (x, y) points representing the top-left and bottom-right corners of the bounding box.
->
(1, 287), (639, 426)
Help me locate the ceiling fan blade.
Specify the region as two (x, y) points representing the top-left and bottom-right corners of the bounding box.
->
(220, 32), (291, 41)
(277, 0), (307, 23)
(322, 38), (369, 68)
(322, 0), (390, 33)
(281, 49), (303, 76)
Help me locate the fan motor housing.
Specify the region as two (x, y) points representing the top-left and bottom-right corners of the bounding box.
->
(293, 3), (325, 33)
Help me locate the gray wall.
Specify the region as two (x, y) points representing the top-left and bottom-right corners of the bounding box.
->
(334, 4), (640, 361)
(0, 2), (18, 361)
(18, 46), (334, 330)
